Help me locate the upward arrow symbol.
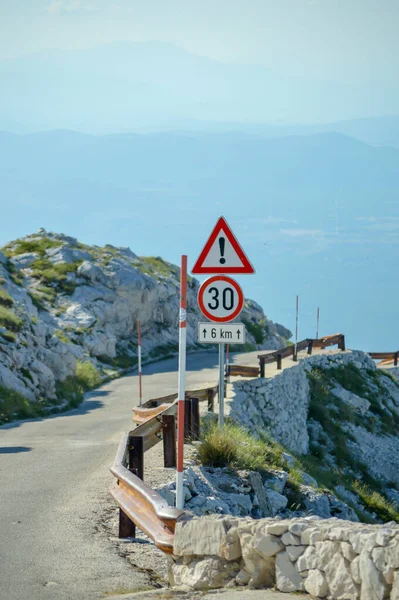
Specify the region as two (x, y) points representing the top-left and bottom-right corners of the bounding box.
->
(202, 328), (207, 338)
(237, 330), (241, 339)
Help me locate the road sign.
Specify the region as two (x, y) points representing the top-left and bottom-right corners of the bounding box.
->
(198, 276), (244, 323)
(198, 323), (245, 344)
(192, 216), (255, 274)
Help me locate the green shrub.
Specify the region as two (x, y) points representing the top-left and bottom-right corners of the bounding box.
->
(0, 288), (13, 308)
(242, 319), (265, 344)
(0, 306), (23, 331)
(0, 385), (41, 424)
(56, 361), (102, 408)
(75, 361), (102, 390)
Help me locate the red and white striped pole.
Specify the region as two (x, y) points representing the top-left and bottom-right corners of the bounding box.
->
(176, 255), (187, 509)
(138, 319), (143, 406)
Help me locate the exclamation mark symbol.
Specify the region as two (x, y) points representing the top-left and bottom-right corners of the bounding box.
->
(219, 237), (226, 264)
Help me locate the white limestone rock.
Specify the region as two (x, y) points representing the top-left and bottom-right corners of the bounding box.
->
(276, 551), (303, 592)
(359, 550), (387, 600)
(304, 569), (329, 598)
(265, 489), (288, 516)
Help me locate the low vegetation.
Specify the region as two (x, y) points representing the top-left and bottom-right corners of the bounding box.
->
(3, 238), (61, 257)
(0, 306), (23, 332)
(198, 419), (283, 472)
(137, 256), (178, 279)
(0, 385), (44, 424)
(30, 259), (81, 294)
(56, 361), (102, 408)
(242, 318), (265, 344)
(0, 288), (13, 308)
(304, 365), (399, 522)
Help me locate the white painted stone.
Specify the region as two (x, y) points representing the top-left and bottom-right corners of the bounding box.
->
(304, 569), (329, 598)
(276, 551), (303, 592)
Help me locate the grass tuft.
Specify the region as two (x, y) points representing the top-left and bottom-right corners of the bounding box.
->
(198, 421), (283, 471)
(0, 306), (23, 332)
(0, 288), (13, 308)
(353, 481), (399, 523)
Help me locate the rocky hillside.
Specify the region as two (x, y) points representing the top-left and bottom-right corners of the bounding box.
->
(0, 229), (290, 424)
(229, 351), (399, 524)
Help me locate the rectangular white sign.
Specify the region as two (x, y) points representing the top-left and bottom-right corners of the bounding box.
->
(198, 323), (246, 344)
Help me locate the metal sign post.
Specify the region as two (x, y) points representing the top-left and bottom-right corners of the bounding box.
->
(176, 256), (187, 510)
(137, 319), (143, 406)
(219, 343), (225, 428)
(193, 217), (256, 430)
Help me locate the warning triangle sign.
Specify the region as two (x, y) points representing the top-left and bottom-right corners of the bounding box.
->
(192, 217), (255, 274)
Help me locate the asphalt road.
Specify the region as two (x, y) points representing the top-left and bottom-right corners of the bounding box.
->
(0, 344), (322, 600)
(0, 350), (240, 600)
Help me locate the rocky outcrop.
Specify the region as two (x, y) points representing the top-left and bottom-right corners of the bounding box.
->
(157, 464), (358, 522)
(169, 514), (399, 597)
(228, 350), (399, 523)
(0, 229), (290, 417)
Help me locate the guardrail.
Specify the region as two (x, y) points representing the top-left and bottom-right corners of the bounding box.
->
(368, 352), (399, 367)
(226, 364), (260, 378)
(110, 383), (218, 553)
(258, 334), (346, 377)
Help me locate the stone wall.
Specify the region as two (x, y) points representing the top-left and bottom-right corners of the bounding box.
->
(169, 515), (399, 598)
(229, 350), (381, 456)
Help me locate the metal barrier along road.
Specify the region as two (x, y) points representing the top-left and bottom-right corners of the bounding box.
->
(258, 334), (346, 377)
(368, 352), (399, 367)
(110, 383), (218, 553)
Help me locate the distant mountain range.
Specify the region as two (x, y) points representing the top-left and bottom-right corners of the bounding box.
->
(0, 129), (398, 350)
(1, 41), (398, 135)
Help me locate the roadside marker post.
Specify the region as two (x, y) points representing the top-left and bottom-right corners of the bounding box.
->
(316, 307), (320, 340)
(176, 255), (187, 510)
(293, 295), (299, 361)
(193, 217), (255, 428)
(138, 319), (143, 406)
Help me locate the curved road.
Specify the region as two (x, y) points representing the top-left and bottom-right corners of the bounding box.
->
(0, 351), (232, 600)
(0, 345), (320, 600)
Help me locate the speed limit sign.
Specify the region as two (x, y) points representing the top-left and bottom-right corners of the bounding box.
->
(198, 276), (244, 323)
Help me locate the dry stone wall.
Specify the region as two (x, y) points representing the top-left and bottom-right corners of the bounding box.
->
(169, 514), (399, 598)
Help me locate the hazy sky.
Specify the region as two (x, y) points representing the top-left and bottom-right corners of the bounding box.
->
(0, 0), (398, 86)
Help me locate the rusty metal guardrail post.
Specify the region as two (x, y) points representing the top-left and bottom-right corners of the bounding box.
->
(184, 398), (192, 440)
(162, 414), (176, 468)
(190, 398), (200, 440)
(207, 388), (215, 412)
